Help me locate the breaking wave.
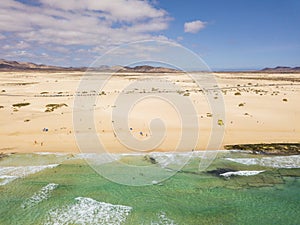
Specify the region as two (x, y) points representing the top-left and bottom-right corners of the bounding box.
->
(21, 183), (58, 209)
(0, 164), (59, 186)
(225, 155), (300, 168)
(44, 197), (132, 225)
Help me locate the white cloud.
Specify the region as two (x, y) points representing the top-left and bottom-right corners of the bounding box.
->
(39, 0), (167, 22)
(41, 52), (49, 57)
(0, 0), (170, 45)
(0, 0), (172, 65)
(1, 41), (30, 51)
(13, 50), (34, 57)
(184, 20), (206, 33)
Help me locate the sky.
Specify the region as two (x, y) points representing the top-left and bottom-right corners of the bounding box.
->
(0, 0), (300, 70)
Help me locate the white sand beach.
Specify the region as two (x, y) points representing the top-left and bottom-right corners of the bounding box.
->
(0, 71), (299, 154)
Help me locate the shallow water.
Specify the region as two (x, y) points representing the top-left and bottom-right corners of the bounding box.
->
(0, 152), (299, 225)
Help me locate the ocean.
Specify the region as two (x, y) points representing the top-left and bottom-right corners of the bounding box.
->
(0, 151), (299, 225)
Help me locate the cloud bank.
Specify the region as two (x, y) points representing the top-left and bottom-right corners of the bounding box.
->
(0, 0), (173, 66)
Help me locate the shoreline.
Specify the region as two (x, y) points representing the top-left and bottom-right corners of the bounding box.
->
(1, 144), (300, 157)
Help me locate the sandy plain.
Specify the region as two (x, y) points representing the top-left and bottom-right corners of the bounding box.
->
(0, 71), (299, 154)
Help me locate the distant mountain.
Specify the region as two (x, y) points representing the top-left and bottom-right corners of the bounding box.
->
(261, 66), (300, 72)
(6, 59), (299, 73)
(118, 65), (180, 73)
(0, 59), (82, 71)
(0, 59), (181, 73)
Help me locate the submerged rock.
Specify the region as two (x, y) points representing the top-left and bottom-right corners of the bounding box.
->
(143, 155), (157, 164)
(0, 153), (8, 160)
(207, 168), (237, 176)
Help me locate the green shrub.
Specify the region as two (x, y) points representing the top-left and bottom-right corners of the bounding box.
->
(206, 113), (212, 117)
(218, 119), (224, 126)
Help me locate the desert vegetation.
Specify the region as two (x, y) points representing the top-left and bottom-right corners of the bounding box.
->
(12, 102), (30, 108)
(45, 103), (68, 112)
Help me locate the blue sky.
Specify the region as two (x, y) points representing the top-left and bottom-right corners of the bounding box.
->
(1, 0), (299, 70)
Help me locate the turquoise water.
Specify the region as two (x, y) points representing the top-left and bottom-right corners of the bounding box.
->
(0, 152), (299, 225)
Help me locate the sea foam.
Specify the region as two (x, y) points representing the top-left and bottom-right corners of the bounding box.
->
(220, 170), (265, 178)
(33, 152), (69, 156)
(0, 164), (59, 186)
(151, 211), (177, 225)
(225, 155), (300, 168)
(21, 183), (58, 209)
(44, 197), (132, 225)
(74, 153), (121, 165)
(0, 175), (18, 186)
(149, 152), (193, 168)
